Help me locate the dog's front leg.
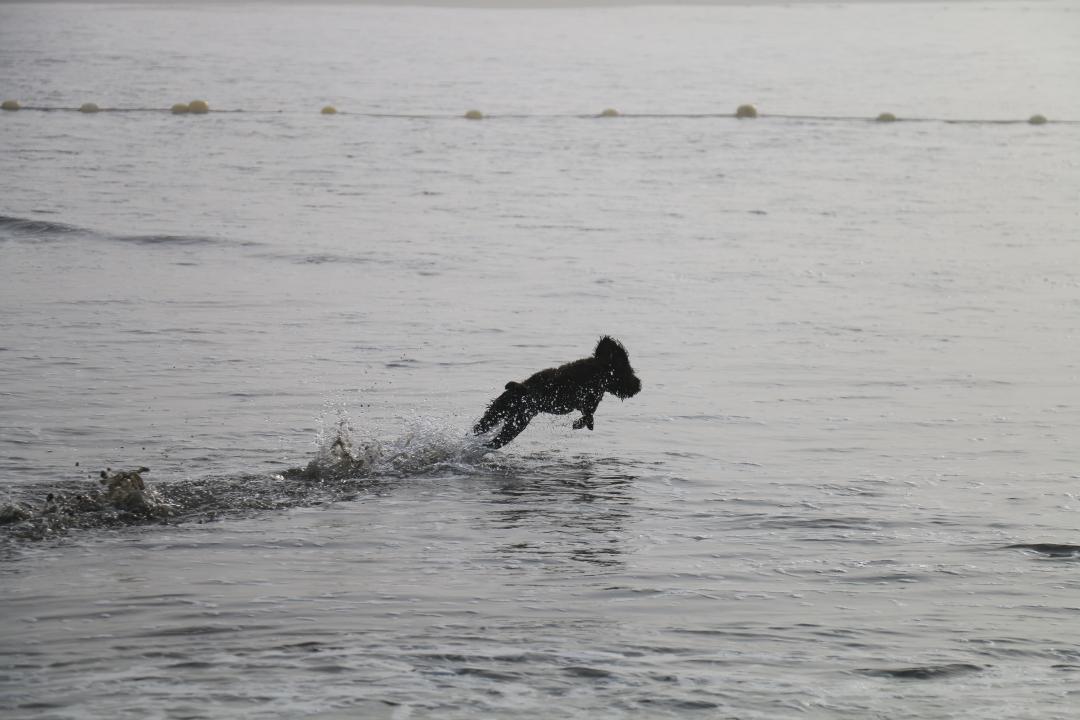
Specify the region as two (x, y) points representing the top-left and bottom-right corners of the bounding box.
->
(572, 394), (600, 431)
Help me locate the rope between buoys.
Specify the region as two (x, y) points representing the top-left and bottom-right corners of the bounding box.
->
(0, 101), (1073, 125)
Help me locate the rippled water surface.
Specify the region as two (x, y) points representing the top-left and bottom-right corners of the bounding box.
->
(2, 2), (1080, 718)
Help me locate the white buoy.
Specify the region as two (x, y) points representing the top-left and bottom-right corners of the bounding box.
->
(1, 99), (20, 111)
(876, 112), (898, 122)
(79, 102), (101, 114)
(321, 105), (338, 115)
(171, 103), (190, 114)
(599, 108), (619, 117)
(188, 99), (209, 114)
(1028, 114), (1048, 125)
(464, 109), (484, 120)
(735, 104), (758, 119)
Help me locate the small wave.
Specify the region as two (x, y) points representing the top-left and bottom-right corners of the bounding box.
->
(296, 253), (375, 265)
(120, 233), (224, 247)
(754, 515), (881, 531)
(857, 663), (983, 680)
(1005, 543), (1080, 558)
(670, 414), (764, 424)
(0, 213), (252, 249)
(252, 250), (387, 266)
(0, 214), (84, 237)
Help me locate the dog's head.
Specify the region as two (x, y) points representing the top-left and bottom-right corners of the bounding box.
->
(594, 336), (641, 399)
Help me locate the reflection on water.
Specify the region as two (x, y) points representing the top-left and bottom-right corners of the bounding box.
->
(486, 456), (638, 568)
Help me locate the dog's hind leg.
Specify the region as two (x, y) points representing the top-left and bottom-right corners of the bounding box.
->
(474, 382), (538, 448)
(473, 383), (528, 435)
(486, 406), (537, 449)
(473, 404), (501, 435)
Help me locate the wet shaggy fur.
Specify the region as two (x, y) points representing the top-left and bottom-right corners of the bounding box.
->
(473, 336), (642, 449)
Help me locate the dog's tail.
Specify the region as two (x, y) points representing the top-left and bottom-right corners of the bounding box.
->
(473, 382), (529, 435)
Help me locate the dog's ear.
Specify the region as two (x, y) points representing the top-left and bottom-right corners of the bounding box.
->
(594, 336), (630, 367)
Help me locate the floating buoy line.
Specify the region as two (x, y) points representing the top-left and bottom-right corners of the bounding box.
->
(0, 100), (1073, 125)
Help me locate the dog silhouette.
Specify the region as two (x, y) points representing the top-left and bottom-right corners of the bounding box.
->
(473, 336), (641, 449)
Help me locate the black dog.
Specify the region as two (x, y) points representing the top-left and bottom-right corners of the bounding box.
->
(473, 336), (641, 449)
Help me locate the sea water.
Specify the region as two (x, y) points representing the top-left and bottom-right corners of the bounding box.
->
(2, 1), (1080, 718)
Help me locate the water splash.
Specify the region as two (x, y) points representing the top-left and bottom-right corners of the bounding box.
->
(1, 408), (649, 546)
(294, 413), (491, 481)
(1, 413), (495, 542)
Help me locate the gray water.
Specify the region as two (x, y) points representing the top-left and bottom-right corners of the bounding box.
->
(3, 1), (1080, 718)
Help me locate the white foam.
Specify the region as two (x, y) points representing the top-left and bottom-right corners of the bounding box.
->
(306, 410), (489, 480)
